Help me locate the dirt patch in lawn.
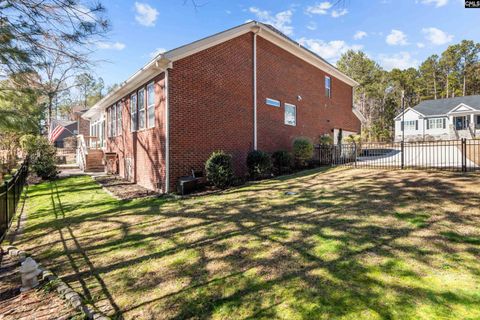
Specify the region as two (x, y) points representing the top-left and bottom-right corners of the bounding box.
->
(94, 175), (158, 200)
(0, 252), (77, 320)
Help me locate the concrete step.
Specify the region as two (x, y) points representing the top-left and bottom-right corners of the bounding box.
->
(85, 166), (104, 172)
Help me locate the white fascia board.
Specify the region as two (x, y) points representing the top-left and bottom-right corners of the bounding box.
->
(256, 27), (359, 87)
(394, 107), (425, 121)
(446, 103), (476, 115)
(165, 23), (255, 62)
(352, 107), (367, 123)
(86, 21), (359, 119)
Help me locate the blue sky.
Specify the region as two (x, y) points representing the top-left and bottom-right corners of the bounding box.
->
(94, 0), (480, 87)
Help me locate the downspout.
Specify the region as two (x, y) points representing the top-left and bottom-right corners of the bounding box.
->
(164, 68), (170, 193)
(253, 25), (260, 150)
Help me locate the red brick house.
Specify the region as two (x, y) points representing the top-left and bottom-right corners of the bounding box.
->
(82, 21), (363, 192)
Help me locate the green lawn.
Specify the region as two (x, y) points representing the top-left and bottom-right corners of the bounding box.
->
(16, 168), (480, 319)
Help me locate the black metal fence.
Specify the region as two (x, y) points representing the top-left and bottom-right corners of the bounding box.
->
(0, 161), (28, 243)
(315, 138), (480, 172)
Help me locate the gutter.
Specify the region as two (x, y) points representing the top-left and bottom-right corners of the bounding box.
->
(252, 23), (260, 150)
(164, 68), (171, 193)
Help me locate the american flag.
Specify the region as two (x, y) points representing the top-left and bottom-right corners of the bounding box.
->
(48, 124), (65, 142)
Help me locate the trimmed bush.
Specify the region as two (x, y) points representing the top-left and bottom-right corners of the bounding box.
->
(205, 151), (234, 189)
(272, 150), (292, 175)
(293, 138), (314, 167)
(343, 134), (361, 145)
(246, 150), (271, 179)
(20, 134), (58, 180)
(318, 134), (333, 146)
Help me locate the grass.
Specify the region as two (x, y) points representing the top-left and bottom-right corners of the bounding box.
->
(16, 167), (480, 319)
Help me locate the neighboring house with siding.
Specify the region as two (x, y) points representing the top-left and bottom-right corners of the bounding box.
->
(394, 95), (480, 142)
(82, 21), (363, 192)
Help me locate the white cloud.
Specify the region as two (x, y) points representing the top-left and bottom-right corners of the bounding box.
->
(353, 31), (367, 40)
(419, 0), (448, 7)
(134, 2), (159, 27)
(386, 29), (408, 46)
(249, 7), (294, 35)
(298, 37), (363, 62)
(379, 52), (419, 70)
(96, 41), (126, 50)
(305, 2), (332, 15)
(305, 2), (347, 17)
(307, 22), (317, 30)
(417, 42), (425, 48)
(331, 8), (348, 18)
(149, 47), (166, 58)
(422, 27), (453, 45)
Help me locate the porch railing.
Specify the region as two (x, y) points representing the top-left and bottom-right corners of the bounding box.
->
(76, 135), (100, 171)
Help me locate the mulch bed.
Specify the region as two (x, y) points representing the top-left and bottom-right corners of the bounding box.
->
(0, 252), (78, 320)
(94, 175), (159, 200)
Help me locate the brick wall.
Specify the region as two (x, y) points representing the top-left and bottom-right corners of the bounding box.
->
(72, 111), (90, 137)
(106, 73), (167, 191)
(256, 36), (360, 152)
(105, 31), (360, 192)
(168, 33), (255, 189)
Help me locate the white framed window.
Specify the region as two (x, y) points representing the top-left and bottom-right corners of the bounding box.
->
(427, 118), (445, 130)
(107, 108), (112, 137)
(116, 102), (122, 135)
(147, 82), (155, 128)
(111, 105), (117, 137)
(130, 93), (137, 132)
(266, 98), (280, 107)
(402, 120), (417, 131)
(138, 88), (145, 130)
(284, 103), (296, 126)
(325, 76), (331, 98)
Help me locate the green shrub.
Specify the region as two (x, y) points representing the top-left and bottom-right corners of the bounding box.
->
(318, 134), (333, 146)
(20, 134), (58, 180)
(205, 151), (234, 189)
(272, 150), (292, 175)
(293, 138), (314, 167)
(343, 134), (361, 145)
(246, 150), (271, 179)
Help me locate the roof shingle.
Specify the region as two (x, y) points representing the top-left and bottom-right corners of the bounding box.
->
(412, 95), (480, 116)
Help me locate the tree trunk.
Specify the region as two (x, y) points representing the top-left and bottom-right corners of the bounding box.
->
(47, 95), (54, 129)
(446, 75), (449, 98)
(463, 73), (466, 96)
(433, 71), (437, 100)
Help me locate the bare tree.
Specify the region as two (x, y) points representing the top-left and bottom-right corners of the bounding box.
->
(0, 0), (109, 79)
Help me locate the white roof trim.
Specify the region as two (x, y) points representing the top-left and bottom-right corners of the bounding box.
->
(394, 107), (425, 121)
(446, 103), (476, 115)
(352, 107), (367, 123)
(83, 21), (359, 119)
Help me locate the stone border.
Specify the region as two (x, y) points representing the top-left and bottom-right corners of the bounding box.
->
(4, 245), (110, 320)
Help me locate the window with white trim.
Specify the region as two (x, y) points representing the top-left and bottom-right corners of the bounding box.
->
(111, 105), (117, 136)
(402, 120), (417, 131)
(284, 103), (296, 126)
(147, 83), (155, 128)
(325, 76), (331, 98)
(266, 98), (280, 107)
(138, 88), (145, 130)
(427, 118), (444, 129)
(130, 93), (137, 132)
(107, 108), (112, 137)
(116, 102), (122, 135)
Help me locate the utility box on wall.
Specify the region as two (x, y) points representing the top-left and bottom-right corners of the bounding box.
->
(104, 152), (118, 175)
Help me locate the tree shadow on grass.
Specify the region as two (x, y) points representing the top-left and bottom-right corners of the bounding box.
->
(20, 169), (480, 319)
